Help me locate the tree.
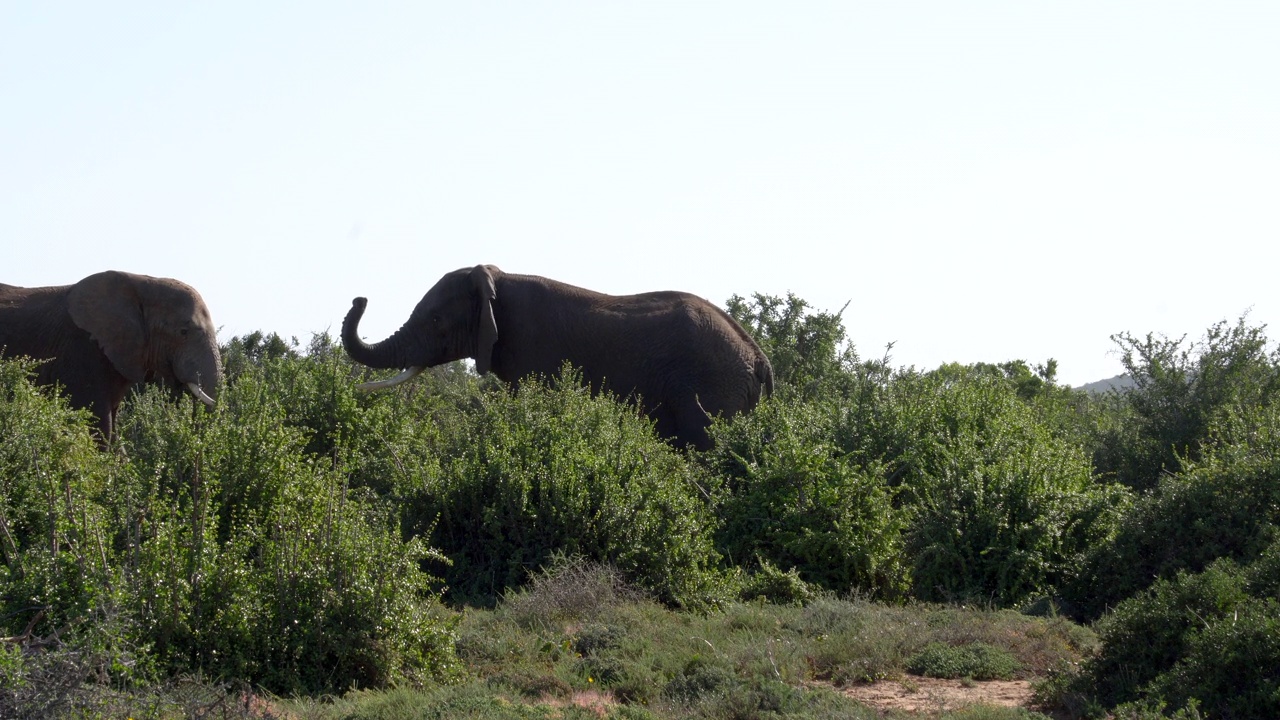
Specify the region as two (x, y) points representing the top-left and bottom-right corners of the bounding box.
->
(1093, 316), (1280, 489)
(725, 292), (860, 398)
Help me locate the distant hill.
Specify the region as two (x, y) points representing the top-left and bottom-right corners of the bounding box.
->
(1076, 374), (1135, 394)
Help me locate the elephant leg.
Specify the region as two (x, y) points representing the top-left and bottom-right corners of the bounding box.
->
(87, 395), (115, 443)
(87, 372), (129, 444)
(649, 405), (680, 445)
(662, 392), (714, 451)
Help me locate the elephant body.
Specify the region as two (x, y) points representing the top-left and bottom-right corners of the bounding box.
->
(342, 265), (773, 450)
(0, 271), (222, 440)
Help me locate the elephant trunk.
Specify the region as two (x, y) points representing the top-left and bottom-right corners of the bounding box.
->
(342, 298), (424, 392)
(174, 337), (221, 408)
(343, 297), (402, 368)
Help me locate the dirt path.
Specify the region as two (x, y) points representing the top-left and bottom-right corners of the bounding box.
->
(838, 677), (1035, 715)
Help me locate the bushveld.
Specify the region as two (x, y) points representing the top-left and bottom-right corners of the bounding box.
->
(2, 295), (1278, 718)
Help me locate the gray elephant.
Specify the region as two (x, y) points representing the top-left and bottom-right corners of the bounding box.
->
(342, 264), (773, 450)
(0, 270), (222, 440)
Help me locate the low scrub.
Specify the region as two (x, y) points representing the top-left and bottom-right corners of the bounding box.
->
(1048, 548), (1280, 719)
(409, 369), (728, 609)
(6, 303), (1280, 716)
(1069, 402), (1280, 620)
(0, 353), (460, 696)
(708, 398), (909, 599)
(379, 561), (1090, 719)
(907, 642), (1020, 681)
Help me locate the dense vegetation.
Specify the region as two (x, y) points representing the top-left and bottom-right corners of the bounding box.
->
(2, 299), (1278, 718)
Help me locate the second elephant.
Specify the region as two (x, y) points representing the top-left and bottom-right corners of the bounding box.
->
(0, 270), (222, 440)
(341, 264), (773, 450)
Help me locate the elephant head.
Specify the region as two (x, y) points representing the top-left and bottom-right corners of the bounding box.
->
(67, 271), (223, 408)
(0, 270), (224, 439)
(342, 265), (498, 390)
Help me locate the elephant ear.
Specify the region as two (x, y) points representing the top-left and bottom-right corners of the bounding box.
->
(67, 271), (149, 383)
(471, 264), (498, 376)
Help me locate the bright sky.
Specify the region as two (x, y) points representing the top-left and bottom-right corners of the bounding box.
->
(3, 4), (1277, 387)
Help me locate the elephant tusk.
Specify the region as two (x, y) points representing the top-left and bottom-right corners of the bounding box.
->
(187, 382), (217, 407)
(356, 366), (424, 392)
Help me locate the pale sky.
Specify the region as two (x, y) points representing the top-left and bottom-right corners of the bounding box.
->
(3, 3), (1277, 387)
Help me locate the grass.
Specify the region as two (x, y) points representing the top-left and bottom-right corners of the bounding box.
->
(265, 560), (1090, 720)
(3, 560), (1093, 719)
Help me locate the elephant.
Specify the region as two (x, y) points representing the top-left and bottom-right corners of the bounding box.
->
(0, 270), (222, 440)
(341, 264), (773, 450)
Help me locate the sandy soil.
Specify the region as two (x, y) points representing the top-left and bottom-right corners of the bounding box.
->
(250, 677), (1038, 718)
(838, 676), (1036, 715)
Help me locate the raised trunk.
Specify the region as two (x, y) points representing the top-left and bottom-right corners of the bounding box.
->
(341, 297), (408, 369)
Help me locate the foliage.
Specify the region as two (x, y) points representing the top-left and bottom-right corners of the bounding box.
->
(720, 292), (1123, 607)
(500, 554), (646, 629)
(902, 373), (1117, 605)
(1145, 597), (1280, 720)
(9, 297), (1280, 716)
(0, 357), (120, 636)
(709, 397), (909, 598)
(726, 292), (860, 399)
(1068, 399), (1280, 619)
(122, 355), (460, 693)
(410, 367), (726, 609)
(907, 641), (1021, 680)
(837, 369), (1127, 607)
(1077, 557), (1277, 717)
(1069, 536), (1280, 719)
(219, 329), (300, 381)
(932, 360), (1098, 449)
(1, 350), (460, 696)
(735, 559), (819, 607)
(1093, 315), (1280, 490)
(716, 298), (1125, 608)
(1108, 700), (1207, 720)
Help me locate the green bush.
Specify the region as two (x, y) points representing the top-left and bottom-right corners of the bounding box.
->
(723, 295), (1124, 609)
(1070, 551), (1280, 718)
(1245, 534), (1280, 597)
(1068, 401), (1280, 619)
(663, 654), (738, 704)
(736, 559), (818, 606)
(1145, 597), (1280, 719)
(907, 641), (1020, 680)
(868, 371), (1127, 607)
(710, 357), (1124, 609)
(709, 397), (908, 598)
(0, 357), (120, 647)
(0, 350), (462, 695)
(117, 359), (460, 693)
(725, 292), (859, 400)
(499, 555), (645, 630)
(1084, 560), (1250, 709)
(413, 369), (726, 609)
(1109, 700), (1207, 720)
(1093, 316), (1280, 490)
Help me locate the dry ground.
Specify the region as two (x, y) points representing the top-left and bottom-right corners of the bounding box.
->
(249, 677), (1040, 718)
(838, 677), (1035, 715)
(556, 678), (1038, 717)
